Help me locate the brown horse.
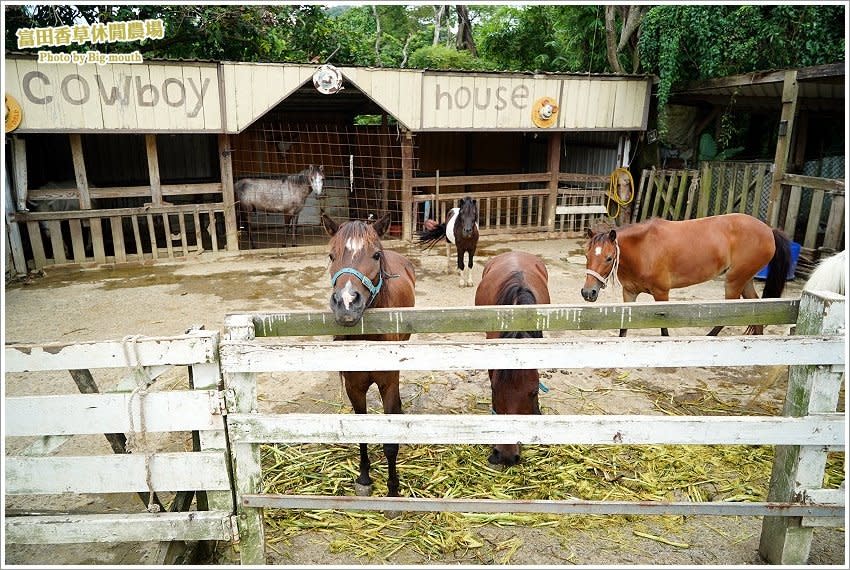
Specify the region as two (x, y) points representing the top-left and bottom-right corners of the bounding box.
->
(320, 211), (416, 497)
(581, 213), (791, 337)
(417, 196), (480, 287)
(474, 251), (551, 467)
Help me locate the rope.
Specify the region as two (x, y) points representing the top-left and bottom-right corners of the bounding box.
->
(122, 334), (160, 514)
(605, 167), (635, 220)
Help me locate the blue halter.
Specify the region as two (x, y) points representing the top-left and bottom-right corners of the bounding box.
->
(331, 267), (383, 305)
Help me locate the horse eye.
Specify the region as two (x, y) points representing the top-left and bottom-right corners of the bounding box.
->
(328, 253), (335, 262)
(606, 256), (613, 262)
(372, 251), (382, 260)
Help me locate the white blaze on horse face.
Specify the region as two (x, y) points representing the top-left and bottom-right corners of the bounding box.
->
(345, 237), (364, 256)
(312, 172), (324, 196)
(594, 246), (603, 257)
(340, 280), (357, 310)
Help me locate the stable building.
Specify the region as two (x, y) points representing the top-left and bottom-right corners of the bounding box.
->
(4, 54), (651, 274)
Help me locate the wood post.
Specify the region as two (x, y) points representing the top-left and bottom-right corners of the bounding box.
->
(545, 131), (562, 230)
(401, 130), (414, 242)
(218, 134), (239, 251)
(767, 70), (799, 228)
(69, 134), (91, 209)
(4, 149), (28, 276)
(223, 316), (266, 565)
(758, 290), (845, 564)
(145, 134), (163, 206)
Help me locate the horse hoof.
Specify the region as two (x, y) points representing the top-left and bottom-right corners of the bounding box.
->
(354, 483), (373, 496)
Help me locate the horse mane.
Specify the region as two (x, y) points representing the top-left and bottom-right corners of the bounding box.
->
(803, 250), (846, 296)
(496, 271), (542, 339)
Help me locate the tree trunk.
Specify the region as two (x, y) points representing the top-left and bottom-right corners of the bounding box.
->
(433, 5), (447, 46)
(604, 6), (624, 73)
(372, 5), (382, 66)
(455, 5), (477, 56)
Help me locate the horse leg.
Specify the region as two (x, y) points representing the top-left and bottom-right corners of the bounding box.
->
(738, 278), (764, 335)
(619, 290), (639, 337)
(377, 373), (403, 500)
(465, 249), (475, 287)
(651, 291), (671, 336)
(343, 373), (373, 495)
(456, 247), (466, 287)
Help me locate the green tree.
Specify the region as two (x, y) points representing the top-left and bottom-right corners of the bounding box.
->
(640, 4), (846, 118)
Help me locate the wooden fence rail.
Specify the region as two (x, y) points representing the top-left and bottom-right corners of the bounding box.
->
(221, 293), (846, 565)
(11, 202), (229, 271)
(3, 328), (235, 565)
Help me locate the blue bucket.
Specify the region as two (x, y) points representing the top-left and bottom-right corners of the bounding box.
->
(755, 241), (800, 280)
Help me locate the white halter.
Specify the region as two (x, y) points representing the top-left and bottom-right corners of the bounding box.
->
(586, 241), (621, 292)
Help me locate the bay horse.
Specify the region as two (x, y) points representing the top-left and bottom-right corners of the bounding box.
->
(236, 164), (324, 248)
(320, 211), (416, 498)
(581, 213), (791, 337)
(474, 251), (551, 467)
(417, 196), (479, 287)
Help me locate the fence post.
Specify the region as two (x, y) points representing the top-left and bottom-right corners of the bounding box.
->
(696, 161), (711, 218)
(223, 315), (267, 565)
(758, 290), (845, 564)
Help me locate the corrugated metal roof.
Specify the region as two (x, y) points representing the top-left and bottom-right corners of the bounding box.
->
(669, 62), (844, 111)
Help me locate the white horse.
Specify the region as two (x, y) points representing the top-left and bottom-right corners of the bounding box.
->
(235, 164), (324, 248)
(803, 250), (846, 296)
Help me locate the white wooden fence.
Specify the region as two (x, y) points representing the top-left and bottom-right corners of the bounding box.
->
(220, 293), (846, 565)
(3, 328), (235, 564)
(4, 295), (844, 565)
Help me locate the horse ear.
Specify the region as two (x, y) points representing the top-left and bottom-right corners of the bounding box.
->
(608, 229), (617, 242)
(318, 165), (324, 174)
(320, 210), (339, 236)
(371, 212), (392, 237)
(584, 227), (595, 239)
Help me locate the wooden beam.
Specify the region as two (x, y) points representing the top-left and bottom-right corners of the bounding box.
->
(145, 134), (163, 205)
(545, 131), (562, 230)
(217, 134), (239, 251)
(780, 173), (845, 193)
(69, 134), (91, 209)
(401, 130), (414, 241)
(12, 135), (28, 211)
(767, 70), (799, 227)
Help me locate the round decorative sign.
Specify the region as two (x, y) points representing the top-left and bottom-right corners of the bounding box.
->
(313, 64), (344, 95)
(531, 96), (559, 128)
(5, 93), (22, 133)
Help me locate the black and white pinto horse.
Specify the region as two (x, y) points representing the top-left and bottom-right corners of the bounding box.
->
(416, 196), (479, 286)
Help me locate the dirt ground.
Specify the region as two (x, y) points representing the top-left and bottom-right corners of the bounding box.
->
(3, 235), (846, 566)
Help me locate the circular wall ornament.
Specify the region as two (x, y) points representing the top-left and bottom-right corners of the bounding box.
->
(5, 93), (22, 133)
(532, 96), (559, 128)
(313, 64), (344, 95)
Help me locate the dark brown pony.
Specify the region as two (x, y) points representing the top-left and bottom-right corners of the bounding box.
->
(581, 213), (791, 337)
(320, 211), (416, 497)
(417, 196), (480, 286)
(474, 251), (551, 467)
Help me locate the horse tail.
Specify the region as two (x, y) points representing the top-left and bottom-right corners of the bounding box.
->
(497, 272), (542, 339)
(415, 224), (448, 250)
(762, 229), (791, 298)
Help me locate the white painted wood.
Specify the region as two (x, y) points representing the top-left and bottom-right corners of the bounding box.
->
(20, 435), (72, 456)
(5, 331), (218, 372)
(6, 451), (231, 494)
(4, 510), (233, 544)
(226, 412), (844, 446)
(556, 205), (608, 215)
(243, 494), (842, 519)
(801, 489), (845, 505)
(5, 390), (223, 436)
(220, 335), (844, 373)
